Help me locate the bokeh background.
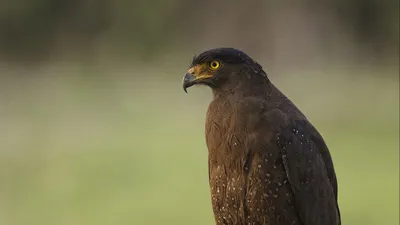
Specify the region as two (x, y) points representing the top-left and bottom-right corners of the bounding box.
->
(0, 0), (399, 225)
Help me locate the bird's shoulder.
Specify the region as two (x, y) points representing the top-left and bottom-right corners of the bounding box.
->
(233, 96), (293, 135)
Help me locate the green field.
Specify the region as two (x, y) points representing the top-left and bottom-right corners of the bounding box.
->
(0, 65), (398, 225)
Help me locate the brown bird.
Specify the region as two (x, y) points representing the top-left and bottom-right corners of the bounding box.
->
(182, 48), (340, 225)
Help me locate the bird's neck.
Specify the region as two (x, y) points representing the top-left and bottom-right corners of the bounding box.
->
(211, 74), (271, 99)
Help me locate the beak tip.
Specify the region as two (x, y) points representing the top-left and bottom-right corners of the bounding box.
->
(182, 72), (195, 94)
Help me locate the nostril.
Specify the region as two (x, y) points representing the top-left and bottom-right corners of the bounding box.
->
(188, 68), (196, 75)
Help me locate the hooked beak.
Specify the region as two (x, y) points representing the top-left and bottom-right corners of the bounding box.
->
(182, 73), (196, 93)
(182, 65), (214, 93)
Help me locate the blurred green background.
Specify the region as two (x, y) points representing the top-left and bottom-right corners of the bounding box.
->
(0, 0), (399, 225)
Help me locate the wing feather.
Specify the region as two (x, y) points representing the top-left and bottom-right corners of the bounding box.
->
(277, 119), (340, 225)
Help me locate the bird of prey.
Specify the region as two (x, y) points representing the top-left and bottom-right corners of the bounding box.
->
(182, 48), (340, 225)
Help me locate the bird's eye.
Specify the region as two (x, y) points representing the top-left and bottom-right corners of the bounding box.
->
(209, 61), (220, 70)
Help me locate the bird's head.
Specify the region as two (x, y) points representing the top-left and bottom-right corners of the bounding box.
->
(182, 48), (266, 93)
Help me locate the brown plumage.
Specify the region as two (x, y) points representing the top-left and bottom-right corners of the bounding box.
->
(182, 48), (340, 225)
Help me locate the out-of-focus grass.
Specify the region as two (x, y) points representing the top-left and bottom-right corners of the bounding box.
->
(0, 65), (398, 225)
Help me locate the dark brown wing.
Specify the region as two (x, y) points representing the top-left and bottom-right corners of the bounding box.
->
(277, 119), (341, 225)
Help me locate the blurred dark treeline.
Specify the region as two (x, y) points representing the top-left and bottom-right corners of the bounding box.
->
(0, 0), (398, 68)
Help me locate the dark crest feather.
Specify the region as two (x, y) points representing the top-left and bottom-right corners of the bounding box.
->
(189, 47), (266, 77)
(190, 48), (255, 67)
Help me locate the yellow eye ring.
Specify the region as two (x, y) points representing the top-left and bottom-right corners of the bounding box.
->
(209, 61), (220, 69)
